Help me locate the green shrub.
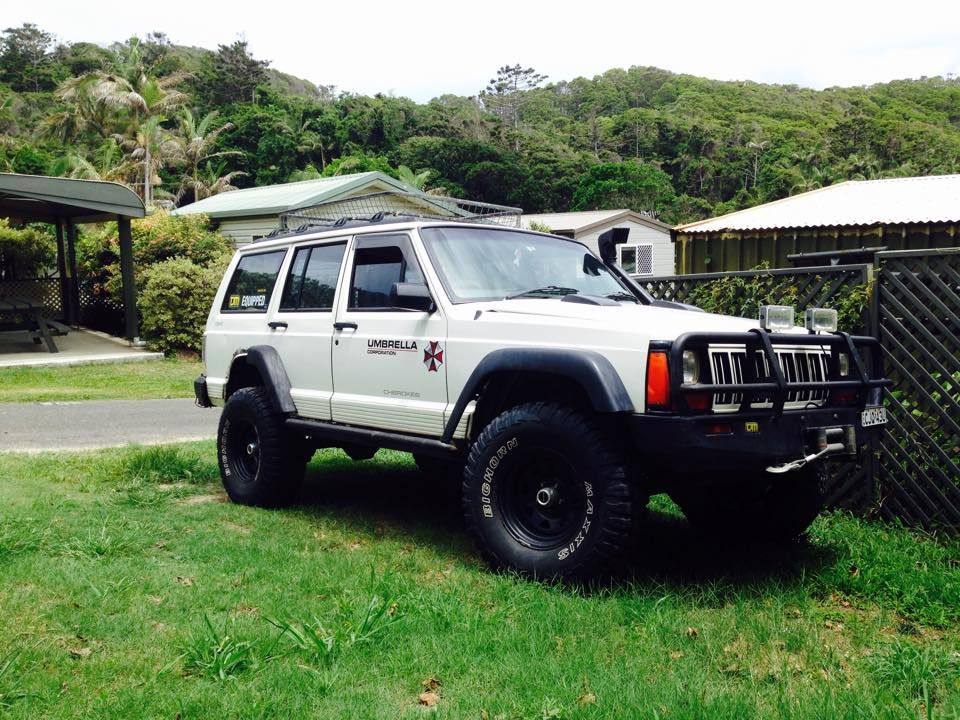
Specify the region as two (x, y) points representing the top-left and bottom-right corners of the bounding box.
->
(77, 211), (232, 300)
(138, 254), (229, 354)
(0, 219), (56, 279)
(684, 264), (870, 332)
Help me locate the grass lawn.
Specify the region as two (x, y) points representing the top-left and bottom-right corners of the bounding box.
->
(2, 444), (959, 719)
(0, 358), (200, 403)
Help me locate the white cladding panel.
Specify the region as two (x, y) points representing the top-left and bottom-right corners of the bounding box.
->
(574, 219), (673, 275)
(217, 216), (282, 246)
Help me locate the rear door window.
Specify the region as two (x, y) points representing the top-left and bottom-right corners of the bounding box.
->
(279, 242), (347, 311)
(221, 249), (287, 313)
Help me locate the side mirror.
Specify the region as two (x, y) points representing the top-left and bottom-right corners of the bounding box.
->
(391, 282), (435, 312)
(597, 227), (630, 265)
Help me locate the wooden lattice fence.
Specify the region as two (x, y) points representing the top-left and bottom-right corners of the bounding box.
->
(0, 277), (125, 335)
(873, 249), (960, 528)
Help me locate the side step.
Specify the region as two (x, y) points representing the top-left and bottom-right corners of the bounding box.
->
(285, 417), (461, 459)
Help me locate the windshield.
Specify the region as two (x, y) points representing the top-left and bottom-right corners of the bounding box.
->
(419, 226), (632, 303)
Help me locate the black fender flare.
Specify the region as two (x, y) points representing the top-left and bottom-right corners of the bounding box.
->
(441, 348), (633, 442)
(227, 345), (297, 414)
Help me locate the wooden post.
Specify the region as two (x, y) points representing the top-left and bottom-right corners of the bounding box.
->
(118, 215), (139, 341)
(54, 218), (69, 323)
(66, 219), (80, 327)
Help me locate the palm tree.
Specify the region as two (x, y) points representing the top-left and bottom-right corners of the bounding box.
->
(114, 116), (182, 205)
(64, 140), (133, 183)
(181, 160), (246, 201)
(288, 164), (323, 182)
(281, 108), (333, 170)
(47, 38), (190, 204)
(396, 164), (437, 192)
(173, 109), (242, 201)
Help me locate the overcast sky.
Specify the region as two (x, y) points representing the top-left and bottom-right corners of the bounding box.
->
(8, 0), (960, 101)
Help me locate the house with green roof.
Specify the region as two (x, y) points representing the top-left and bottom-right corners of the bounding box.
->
(171, 172), (414, 245)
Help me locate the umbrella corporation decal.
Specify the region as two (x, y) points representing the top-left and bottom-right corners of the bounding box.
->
(366, 339), (445, 372)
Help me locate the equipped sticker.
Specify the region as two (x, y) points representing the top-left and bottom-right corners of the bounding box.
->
(240, 294), (266, 308)
(423, 341), (444, 372)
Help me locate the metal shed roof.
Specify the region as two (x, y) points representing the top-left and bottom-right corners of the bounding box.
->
(0, 173), (145, 223)
(171, 172), (413, 220)
(676, 174), (960, 234)
(522, 209), (671, 233)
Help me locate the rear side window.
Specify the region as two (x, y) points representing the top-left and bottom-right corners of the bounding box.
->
(279, 242), (346, 311)
(220, 250), (286, 313)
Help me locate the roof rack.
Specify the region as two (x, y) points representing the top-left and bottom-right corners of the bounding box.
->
(273, 190), (522, 238)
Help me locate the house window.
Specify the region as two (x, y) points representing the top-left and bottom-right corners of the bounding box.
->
(618, 244), (653, 275)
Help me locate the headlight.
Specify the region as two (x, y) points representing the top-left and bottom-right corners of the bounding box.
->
(759, 305), (795, 331)
(682, 350), (700, 384)
(838, 353), (850, 376)
(805, 307), (838, 333)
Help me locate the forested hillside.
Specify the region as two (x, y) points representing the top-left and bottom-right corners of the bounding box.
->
(2, 24), (960, 223)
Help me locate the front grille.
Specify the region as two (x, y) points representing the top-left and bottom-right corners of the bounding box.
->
(708, 345), (830, 413)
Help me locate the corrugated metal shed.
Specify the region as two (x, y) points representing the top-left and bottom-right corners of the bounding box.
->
(677, 174), (960, 234)
(171, 172), (412, 220)
(523, 209), (671, 233)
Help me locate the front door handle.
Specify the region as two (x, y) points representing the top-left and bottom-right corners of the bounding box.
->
(268, 321), (288, 330)
(334, 321), (358, 331)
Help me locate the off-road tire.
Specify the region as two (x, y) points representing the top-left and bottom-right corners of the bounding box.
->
(462, 402), (634, 580)
(670, 463), (827, 543)
(218, 387), (305, 507)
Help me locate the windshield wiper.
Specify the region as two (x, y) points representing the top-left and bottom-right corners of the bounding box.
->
(504, 285), (580, 300)
(605, 291), (640, 303)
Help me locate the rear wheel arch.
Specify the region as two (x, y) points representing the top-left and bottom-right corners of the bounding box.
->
(225, 346), (296, 414)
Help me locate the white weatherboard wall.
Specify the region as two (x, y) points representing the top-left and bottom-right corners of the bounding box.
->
(217, 216), (282, 245)
(576, 219), (673, 276)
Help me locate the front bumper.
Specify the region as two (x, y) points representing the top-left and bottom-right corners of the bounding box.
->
(628, 405), (874, 477)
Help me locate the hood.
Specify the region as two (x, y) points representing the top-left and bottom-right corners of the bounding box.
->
(476, 298), (765, 339)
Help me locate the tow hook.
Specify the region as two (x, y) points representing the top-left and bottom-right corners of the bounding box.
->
(766, 447), (830, 474)
(765, 426), (857, 474)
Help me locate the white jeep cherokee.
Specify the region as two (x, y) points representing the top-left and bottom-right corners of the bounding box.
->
(196, 213), (888, 579)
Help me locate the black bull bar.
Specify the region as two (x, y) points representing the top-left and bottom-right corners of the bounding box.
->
(665, 329), (892, 415)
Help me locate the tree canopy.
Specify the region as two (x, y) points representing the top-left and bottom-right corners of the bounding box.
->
(2, 24), (959, 223)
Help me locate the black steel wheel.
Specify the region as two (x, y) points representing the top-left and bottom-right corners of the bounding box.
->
(218, 387), (305, 507)
(498, 447), (585, 551)
(462, 402), (636, 580)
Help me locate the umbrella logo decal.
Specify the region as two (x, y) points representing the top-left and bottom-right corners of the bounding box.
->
(423, 341), (444, 372)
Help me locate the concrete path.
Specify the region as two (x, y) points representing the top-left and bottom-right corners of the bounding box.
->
(0, 398), (221, 452)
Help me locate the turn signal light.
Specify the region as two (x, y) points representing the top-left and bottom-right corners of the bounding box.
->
(646, 350), (671, 410)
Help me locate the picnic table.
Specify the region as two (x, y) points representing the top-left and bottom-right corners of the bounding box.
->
(0, 296), (66, 353)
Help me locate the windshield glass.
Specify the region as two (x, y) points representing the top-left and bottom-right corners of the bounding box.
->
(419, 226), (631, 303)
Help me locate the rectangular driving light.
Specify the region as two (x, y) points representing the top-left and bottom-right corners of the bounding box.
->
(804, 307), (838, 333)
(759, 305), (795, 332)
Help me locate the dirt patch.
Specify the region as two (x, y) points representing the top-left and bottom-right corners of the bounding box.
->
(177, 492), (226, 505)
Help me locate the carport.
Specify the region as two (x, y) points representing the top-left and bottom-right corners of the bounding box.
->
(0, 173), (146, 343)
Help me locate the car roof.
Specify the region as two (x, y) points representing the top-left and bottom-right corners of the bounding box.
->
(235, 220), (562, 253)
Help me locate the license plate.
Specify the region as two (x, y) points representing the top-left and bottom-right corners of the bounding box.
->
(861, 406), (888, 427)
